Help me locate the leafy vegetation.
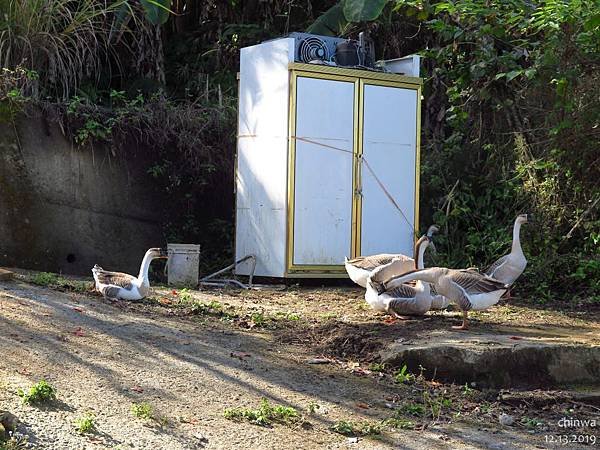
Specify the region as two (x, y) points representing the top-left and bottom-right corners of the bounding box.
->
(394, 364), (415, 383)
(223, 399), (300, 427)
(17, 380), (57, 405)
(1, 0), (597, 299)
(74, 413), (96, 434)
(29, 272), (89, 293)
(131, 402), (153, 420)
(330, 420), (382, 436)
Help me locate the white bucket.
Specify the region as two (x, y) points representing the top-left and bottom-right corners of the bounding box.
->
(167, 243), (200, 287)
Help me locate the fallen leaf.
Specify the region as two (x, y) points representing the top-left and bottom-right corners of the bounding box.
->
(17, 368), (31, 376)
(230, 351), (251, 360)
(131, 386), (144, 393)
(383, 318), (397, 325)
(356, 402), (369, 409)
(509, 336), (523, 340)
(73, 307), (84, 313)
(73, 327), (85, 337)
(159, 298), (172, 305)
(172, 290), (179, 296)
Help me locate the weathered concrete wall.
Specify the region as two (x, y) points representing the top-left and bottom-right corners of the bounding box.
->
(0, 114), (164, 275)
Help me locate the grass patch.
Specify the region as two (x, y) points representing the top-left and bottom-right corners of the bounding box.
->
(368, 362), (386, 372)
(223, 399), (299, 426)
(393, 364), (415, 384)
(29, 272), (89, 293)
(401, 403), (426, 417)
(74, 412), (96, 434)
(330, 420), (382, 436)
(521, 416), (544, 429)
(131, 402), (153, 420)
(384, 417), (415, 429)
(17, 380), (56, 405)
(274, 311), (301, 321)
(190, 300), (237, 320)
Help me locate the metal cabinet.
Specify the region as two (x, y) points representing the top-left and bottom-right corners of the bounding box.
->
(235, 38), (421, 278)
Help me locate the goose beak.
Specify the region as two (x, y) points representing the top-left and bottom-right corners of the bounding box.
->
(526, 214), (534, 224)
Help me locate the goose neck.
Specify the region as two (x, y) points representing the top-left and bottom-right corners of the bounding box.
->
(138, 252), (153, 283)
(511, 220), (524, 255)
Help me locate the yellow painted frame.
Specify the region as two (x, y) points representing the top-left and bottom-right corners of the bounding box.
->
(357, 79), (422, 257)
(286, 70), (359, 275)
(286, 66), (422, 277)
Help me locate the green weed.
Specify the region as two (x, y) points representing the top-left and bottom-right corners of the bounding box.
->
(521, 416), (544, 429)
(384, 417), (415, 429)
(368, 362), (386, 372)
(29, 272), (88, 293)
(178, 288), (193, 302)
(401, 403), (426, 417)
(394, 365), (415, 384)
(131, 402), (153, 420)
(17, 380), (56, 405)
(223, 398), (299, 426)
(330, 420), (382, 436)
(74, 412), (96, 434)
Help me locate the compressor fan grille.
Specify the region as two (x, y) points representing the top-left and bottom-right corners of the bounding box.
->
(298, 37), (330, 63)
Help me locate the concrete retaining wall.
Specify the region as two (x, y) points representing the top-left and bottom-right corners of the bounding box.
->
(0, 114), (164, 275)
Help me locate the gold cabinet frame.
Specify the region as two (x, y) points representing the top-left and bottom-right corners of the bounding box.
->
(286, 63), (422, 277)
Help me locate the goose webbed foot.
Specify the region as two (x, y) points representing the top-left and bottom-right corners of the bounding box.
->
(452, 311), (469, 330)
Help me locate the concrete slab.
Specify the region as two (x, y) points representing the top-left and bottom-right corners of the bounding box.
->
(379, 328), (600, 388)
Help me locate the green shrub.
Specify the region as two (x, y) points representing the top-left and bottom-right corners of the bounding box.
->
(17, 380), (56, 405)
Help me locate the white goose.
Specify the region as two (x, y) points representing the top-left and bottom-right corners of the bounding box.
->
(383, 267), (509, 330)
(345, 225), (439, 288)
(92, 248), (168, 300)
(485, 214), (531, 286)
(365, 235), (449, 317)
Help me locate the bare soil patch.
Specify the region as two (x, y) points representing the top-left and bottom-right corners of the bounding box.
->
(1, 272), (599, 449)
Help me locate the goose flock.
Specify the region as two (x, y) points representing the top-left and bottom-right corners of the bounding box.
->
(345, 214), (531, 329)
(91, 215), (530, 330)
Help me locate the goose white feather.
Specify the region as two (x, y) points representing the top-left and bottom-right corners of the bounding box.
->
(92, 248), (168, 300)
(365, 236), (449, 316)
(485, 214), (530, 285)
(345, 225), (439, 287)
(384, 267), (508, 329)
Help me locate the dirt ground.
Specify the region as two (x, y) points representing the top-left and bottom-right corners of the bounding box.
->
(1, 274), (599, 449)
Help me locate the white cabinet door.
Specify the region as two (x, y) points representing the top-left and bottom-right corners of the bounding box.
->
(360, 83), (418, 258)
(292, 76), (355, 266)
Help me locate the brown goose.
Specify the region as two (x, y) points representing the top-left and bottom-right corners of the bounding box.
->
(365, 235), (449, 317)
(384, 267), (509, 330)
(345, 225), (439, 287)
(92, 248), (168, 300)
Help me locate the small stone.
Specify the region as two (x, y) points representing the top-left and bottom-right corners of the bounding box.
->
(499, 413), (514, 426)
(347, 437), (358, 444)
(307, 358), (330, 364)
